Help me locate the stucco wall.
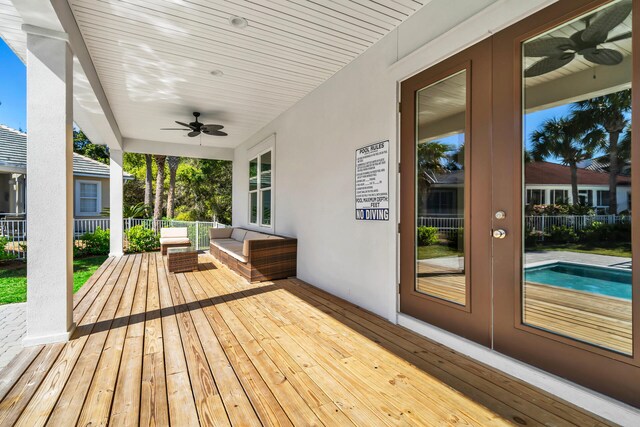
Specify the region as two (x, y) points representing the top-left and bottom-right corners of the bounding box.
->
(232, 0), (555, 321)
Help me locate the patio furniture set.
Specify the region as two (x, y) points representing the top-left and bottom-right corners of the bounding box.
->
(160, 226), (297, 281)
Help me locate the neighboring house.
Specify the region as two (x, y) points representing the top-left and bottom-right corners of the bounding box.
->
(0, 124), (132, 218)
(423, 161), (631, 215)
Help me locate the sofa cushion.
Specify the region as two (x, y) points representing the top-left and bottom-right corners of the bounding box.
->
(209, 227), (232, 239)
(243, 231), (268, 241)
(231, 228), (247, 241)
(212, 240), (247, 263)
(160, 227), (188, 238)
(159, 237), (191, 245)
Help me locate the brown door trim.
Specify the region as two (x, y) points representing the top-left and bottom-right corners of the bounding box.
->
(492, 0), (640, 406)
(400, 39), (493, 346)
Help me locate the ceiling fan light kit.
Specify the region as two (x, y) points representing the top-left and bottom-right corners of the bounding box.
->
(160, 111), (228, 137)
(524, 0), (631, 77)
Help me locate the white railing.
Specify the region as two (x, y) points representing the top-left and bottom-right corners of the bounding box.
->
(0, 218), (229, 260)
(524, 214), (628, 233)
(418, 216), (463, 236)
(417, 214), (629, 238)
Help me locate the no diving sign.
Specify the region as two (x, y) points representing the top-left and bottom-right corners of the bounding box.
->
(355, 140), (389, 221)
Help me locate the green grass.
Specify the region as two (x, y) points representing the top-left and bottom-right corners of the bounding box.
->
(526, 243), (632, 258)
(0, 255), (107, 305)
(417, 244), (463, 260)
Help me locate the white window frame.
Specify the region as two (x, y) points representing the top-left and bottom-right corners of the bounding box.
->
(596, 190), (610, 208)
(549, 189), (568, 205)
(247, 134), (275, 231)
(75, 179), (102, 217)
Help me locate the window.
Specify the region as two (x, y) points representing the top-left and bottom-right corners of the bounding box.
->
(75, 180), (102, 216)
(526, 189), (545, 205)
(596, 190), (610, 207)
(426, 190), (456, 214)
(248, 149), (273, 227)
(578, 190), (593, 206)
(549, 189), (568, 205)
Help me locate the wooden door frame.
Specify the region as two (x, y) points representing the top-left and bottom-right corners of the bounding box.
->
(492, 0), (640, 407)
(399, 39), (493, 346)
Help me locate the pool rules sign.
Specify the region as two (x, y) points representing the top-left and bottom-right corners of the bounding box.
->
(355, 140), (389, 221)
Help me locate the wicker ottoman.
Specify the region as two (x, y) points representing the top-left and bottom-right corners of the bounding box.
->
(166, 246), (198, 273)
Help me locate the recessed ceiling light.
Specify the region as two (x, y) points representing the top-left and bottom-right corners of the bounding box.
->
(210, 69), (224, 77)
(229, 16), (248, 29)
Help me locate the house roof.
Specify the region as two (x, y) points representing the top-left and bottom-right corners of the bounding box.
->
(525, 161), (630, 186)
(0, 125), (132, 179)
(428, 161), (630, 187)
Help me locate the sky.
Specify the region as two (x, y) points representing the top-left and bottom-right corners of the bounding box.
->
(0, 38), (26, 131)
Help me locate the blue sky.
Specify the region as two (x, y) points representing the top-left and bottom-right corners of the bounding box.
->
(0, 38), (26, 131)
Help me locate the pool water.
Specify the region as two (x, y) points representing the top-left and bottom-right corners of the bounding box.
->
(524, 262), (632, 300)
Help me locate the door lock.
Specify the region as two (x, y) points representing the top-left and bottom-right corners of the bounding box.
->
(492, 229), (507, 239)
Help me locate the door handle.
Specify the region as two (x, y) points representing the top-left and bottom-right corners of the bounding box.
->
(492, 229), (507, 239)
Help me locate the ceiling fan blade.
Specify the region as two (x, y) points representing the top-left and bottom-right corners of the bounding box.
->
(175, 121), (194, 129)
(161, 128), (189, 130)
(524, 54), (575, 77)
(188, 131), (201, 137)
(606, 31), (632, 43)
(524, 37), (574, 57)
(582, 0), (632, 44)
(208, 130), (228, 136)
(584, 48), (623, 66)
(202, 124), (224, 131)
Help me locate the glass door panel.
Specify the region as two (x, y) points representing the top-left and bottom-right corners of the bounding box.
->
(522, 0), (633, 354)
(400, 38), (492, 346)
(415, 70), (467, 306)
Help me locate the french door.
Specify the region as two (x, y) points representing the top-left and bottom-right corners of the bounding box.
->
(400, 39), (493, 346)
(400, 0), (640, 406)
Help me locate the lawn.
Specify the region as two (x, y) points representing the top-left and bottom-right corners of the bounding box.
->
(527, 243), (632, 258)
(417, 244), (463, 259)
(0, 256), (107, 305)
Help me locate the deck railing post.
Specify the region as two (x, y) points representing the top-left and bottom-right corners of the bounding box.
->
(195, 221), (200, 251)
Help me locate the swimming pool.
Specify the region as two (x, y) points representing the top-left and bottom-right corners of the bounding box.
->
(524, 262), (631, 300)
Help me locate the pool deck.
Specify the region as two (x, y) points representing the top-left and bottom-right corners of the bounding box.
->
(417, 250), (632, 354)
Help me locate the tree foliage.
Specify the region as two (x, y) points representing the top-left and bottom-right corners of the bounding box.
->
(73, 130), (109, 164)
(71, 133), (232, 223)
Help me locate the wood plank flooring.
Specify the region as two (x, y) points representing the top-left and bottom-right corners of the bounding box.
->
(417, 262), (631, 354)
(0, 253), (614, 426)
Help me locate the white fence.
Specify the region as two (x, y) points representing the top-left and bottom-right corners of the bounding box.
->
(0, 218), (228, 260)
(418, 214), (629, 238)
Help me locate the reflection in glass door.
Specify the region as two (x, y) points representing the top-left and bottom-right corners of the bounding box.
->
(521, 0), (632, 354)
(416, 71), (467, 306)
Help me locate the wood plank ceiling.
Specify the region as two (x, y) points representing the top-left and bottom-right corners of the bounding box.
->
(64, 0), (429, 148)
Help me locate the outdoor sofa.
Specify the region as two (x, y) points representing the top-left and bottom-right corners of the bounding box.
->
(209, 227), (297, 282)
(160, 227), (191, 255)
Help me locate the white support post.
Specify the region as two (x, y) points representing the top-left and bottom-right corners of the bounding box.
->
(23, 26), (75, 346)
(109, 149), (124, 256)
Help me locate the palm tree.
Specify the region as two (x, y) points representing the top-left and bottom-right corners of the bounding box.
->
(530, 117), (604, 205)
(571, 89), (631, 213)
(144, 154), (153, 210)
(166, 156), (180, 218)
(153, 155), (166, 224)
(417, 141), (452, 214)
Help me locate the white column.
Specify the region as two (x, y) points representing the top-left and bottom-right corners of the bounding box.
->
(109, 149), (124, 256)
(23, 26), (75, 346)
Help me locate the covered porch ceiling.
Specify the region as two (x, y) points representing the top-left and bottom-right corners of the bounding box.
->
(0, 0), (430, 156)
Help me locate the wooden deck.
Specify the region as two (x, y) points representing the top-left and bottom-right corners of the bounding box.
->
(0, 253), (613, 426)
(416, 262), (631, 354)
